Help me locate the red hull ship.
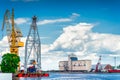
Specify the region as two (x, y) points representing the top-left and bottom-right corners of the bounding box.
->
(108, 69), (120, 73)
(17, 73), (49, 77)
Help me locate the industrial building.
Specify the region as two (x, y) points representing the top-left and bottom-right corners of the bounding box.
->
(59, 54), (91, 72)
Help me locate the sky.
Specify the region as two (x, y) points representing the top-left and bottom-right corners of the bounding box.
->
(0, 0), (120, 70)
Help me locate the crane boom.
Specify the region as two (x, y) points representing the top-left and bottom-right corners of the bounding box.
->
(2, 9), (10, 32)
(2, 9), (11, 42)
(2, 9), (24, 55)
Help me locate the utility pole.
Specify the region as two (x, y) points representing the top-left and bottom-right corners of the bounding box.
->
(114, 57), (117, 69)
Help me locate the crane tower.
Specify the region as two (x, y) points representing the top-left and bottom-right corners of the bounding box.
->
(24, 16), (41, 72)
(2, 9), (24, 55)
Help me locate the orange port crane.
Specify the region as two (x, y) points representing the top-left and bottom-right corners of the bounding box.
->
(1, 9), (24, 55)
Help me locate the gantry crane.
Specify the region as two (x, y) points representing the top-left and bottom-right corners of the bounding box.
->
(1, 9), (24, 55)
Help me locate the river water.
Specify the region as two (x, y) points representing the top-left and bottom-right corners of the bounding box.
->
(19, 72), (120, 80)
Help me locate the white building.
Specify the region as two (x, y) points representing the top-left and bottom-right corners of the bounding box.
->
(59, 54), (91, 72)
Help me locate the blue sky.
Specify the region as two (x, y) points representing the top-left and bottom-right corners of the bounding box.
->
(0, 0), (120, 70)
(0, 0), (120, 44)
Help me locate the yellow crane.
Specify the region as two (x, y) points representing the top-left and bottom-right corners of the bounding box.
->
(2, 9), (24, 55)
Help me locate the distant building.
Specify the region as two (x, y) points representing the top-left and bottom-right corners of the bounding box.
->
(103, 64), (112, 71)
(59, 54), (91, 72)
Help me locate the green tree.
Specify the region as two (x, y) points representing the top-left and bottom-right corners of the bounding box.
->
(117, 65), (120, 69)
(1, 53), (20, 73)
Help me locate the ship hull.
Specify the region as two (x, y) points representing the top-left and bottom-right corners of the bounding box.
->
(108, 69), (120, 73)
(17, 73), (49, 77)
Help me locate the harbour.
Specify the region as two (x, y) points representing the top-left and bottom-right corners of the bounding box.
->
(0, 0), (120, 80)
(17, 72), (120, 80)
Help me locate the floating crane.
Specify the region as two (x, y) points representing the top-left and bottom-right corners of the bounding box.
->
(95, 56), (102, 72)
(24, 16), (41, 73)
(1, 9), (24, 55)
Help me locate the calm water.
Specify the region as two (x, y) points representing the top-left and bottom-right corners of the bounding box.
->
(19, 72), (120, 80)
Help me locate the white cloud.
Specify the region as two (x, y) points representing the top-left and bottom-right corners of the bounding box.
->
(14, 18), (30, 25)
(72, 13), (80, 17)
(44, 22), (120, 66)
(48, 22), (120, 55)
(37, 13), (80, 25)
(48, 23), (94, 52)
(14, 17), (72, 26)
(0, 36), (10, 56)
(12, 13), (80, 26)
(1, 22), (120, 70)
(37, 18), (72, 25)
(71, 13), (80, 18)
